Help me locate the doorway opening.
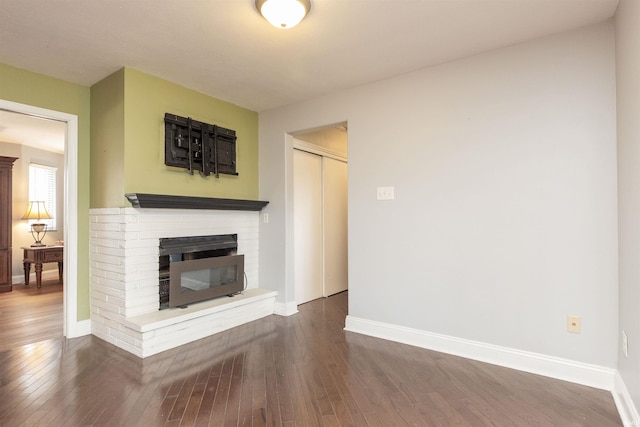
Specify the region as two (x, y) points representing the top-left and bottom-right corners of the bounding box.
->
(0, 99), (79, 338)
(292, 123), (348, 305)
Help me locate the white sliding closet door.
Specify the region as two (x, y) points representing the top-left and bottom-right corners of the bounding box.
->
(293, 149), (324, 304)
(294, 145), (349, 305)
(323, 157), (348, 296)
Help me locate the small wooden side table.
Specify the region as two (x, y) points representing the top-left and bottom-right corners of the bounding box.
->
(22, 246), (64, 288)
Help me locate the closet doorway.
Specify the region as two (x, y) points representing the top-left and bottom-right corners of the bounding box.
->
(293, 124), (348, 305)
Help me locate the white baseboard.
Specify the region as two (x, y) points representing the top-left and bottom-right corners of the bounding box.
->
(66, 319), (91, 338)
(345, 315), (615, 391)
(613, 371), (640, 426)
(274, 300), (298, 316)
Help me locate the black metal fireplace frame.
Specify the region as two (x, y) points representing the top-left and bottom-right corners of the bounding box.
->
(169, 254), (244, 308)
(159, 234), (245, 309)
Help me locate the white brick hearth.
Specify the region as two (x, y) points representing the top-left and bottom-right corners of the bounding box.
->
(89, 207), (276, 358)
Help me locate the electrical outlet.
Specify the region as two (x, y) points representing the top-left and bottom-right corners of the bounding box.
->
(263, 213), (269, 223)
(377, 186), (395, 200)
(567, 315), (581, 334)
(622, 330), (629, 358)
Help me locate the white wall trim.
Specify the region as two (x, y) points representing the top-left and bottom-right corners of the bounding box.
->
(345, 315), (615, 391)
(0, 99), (82, 338)
(67, 319), (91, 338)
(613, 371), (640, 426)
(274, 300), (299, 316)
(293, 139), (347, 162)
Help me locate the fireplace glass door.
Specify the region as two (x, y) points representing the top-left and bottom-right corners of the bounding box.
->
(169, 254), (244, 308)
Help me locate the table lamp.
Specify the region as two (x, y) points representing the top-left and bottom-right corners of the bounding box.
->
(22, 201), (52, 247)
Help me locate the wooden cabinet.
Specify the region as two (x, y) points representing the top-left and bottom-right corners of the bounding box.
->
(0, 156), (18, 293)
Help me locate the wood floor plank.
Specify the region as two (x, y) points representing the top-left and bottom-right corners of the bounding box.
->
(193, 367), (221, 426)
(181, 381), (207, 426)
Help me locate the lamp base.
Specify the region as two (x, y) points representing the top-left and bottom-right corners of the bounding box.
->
(29, 223), (48, 247)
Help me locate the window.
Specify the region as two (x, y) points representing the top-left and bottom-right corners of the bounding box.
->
(28, 163), (57, 230)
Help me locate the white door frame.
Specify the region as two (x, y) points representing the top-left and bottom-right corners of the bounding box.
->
(0, 99), (81, 338)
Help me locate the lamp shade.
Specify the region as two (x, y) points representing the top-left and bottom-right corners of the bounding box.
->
(256, 0), (311, 29)
(21, 201), (52, 221)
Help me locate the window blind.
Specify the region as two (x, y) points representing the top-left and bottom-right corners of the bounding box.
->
(28, 163), (57, 230)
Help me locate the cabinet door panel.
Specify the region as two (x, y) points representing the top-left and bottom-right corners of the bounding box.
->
(0, 157), (15, 292)
(0, 251), (9, 287)
(0, 168), (10, 249)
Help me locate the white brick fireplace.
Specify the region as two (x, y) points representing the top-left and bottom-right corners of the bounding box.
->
(89, 205), (276, 358)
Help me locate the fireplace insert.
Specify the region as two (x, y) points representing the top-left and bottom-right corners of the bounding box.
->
(159, 234), (244, 309)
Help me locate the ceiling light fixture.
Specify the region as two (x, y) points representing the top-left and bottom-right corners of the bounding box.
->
(255, 0), (311, 29)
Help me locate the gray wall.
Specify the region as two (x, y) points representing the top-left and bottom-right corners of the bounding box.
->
(259, 22), (618, 367)
(615, 0), (640, 413)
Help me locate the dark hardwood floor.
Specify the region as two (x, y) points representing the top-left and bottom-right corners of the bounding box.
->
(0, 286), (622, 426)
(0, 278), (63, 351)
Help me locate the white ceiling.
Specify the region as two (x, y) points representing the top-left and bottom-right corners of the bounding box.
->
(0, 110), (66, 154)
(0, 0), (619, 151)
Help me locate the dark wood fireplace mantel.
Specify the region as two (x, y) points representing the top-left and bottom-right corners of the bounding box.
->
(125, 193), (269, 211)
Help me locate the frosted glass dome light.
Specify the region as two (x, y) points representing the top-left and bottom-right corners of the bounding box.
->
(256, 0), (311, 29)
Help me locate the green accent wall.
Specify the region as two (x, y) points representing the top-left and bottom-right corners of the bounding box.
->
(0, 64), (258, 324)
(0, 63), (91, 321)
(90, 69), (125, 208)
(91, 67), (259, 207)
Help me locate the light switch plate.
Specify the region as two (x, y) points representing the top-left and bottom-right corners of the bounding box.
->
(377, 186), (395, 200)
